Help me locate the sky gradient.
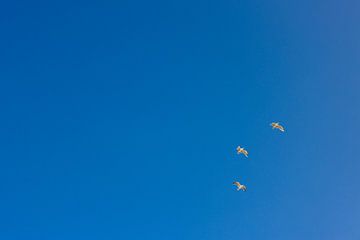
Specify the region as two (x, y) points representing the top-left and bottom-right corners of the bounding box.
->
(0, 0), (359, 239)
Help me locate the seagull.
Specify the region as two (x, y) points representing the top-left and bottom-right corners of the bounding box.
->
(270, 122), (285, 132)
(233, 181), (247, 191)
(236, 146), (248, 157)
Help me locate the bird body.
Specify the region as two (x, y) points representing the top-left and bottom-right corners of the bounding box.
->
(233, 181), (247, 191)
(270, 122), (285, 132)
(236, 146), (248, 157)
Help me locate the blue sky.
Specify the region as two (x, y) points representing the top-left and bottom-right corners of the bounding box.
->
(0, 0), (359, 239)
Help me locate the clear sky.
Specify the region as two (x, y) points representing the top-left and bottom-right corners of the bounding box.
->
(0, 0), (359, 239)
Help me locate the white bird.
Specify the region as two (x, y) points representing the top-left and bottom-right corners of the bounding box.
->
(236, 146), (248, 157)
(233, 181), (247, 191)
(270, 122), (285, 132)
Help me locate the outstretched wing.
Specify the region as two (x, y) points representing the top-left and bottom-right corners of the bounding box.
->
(233, 182), (240, 187)
(241, 149), (248, 157)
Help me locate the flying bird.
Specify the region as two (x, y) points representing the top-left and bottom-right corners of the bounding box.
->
(233, 181), (247, 191)
(270, 122), (285, 132)
(236, 146), (248, 157)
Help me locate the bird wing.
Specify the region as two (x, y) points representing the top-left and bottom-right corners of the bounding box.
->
(242, 150), (248, 157)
